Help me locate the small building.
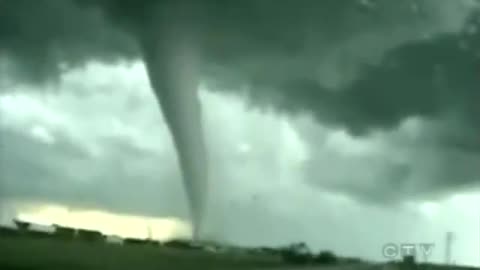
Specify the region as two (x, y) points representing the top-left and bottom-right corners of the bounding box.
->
(76, 229), (105, 243)
(52, 224), (76, 240)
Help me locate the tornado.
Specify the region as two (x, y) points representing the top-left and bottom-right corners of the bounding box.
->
(134, 2), (208, 241)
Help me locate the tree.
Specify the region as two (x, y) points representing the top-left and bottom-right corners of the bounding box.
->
(281, 242), (313, 265)
(314, 250), (338, 265)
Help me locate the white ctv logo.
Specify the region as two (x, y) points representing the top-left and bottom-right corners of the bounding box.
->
(382, 243), (435, 261)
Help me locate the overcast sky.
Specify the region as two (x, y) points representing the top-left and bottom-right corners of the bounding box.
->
(1, 0), (480, 266)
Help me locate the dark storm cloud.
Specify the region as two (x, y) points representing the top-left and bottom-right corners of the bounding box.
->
(78, 0), (479, 139)
(299, 14), (480, 203)
(298, 113), (480, 206)
(241, 17), (480, 206)
(274, 26), (480, 136)
(0, 0), (138, 85)
(0, 0), (461, 84)
(3, 0), (477, 137)
(3, 0), (477, 136)
(304, 148), (480, 206)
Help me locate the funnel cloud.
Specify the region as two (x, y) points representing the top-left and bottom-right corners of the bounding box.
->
(137, 11), (208, 239)
(90, 0), (210, 239)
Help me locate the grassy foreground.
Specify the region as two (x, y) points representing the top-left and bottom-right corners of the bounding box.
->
(0, 237), (284, 270)
(3, 236), (479, 270)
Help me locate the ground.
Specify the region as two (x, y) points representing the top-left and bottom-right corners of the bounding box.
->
(1, 237), (478, 270)
(0, 237), (282, 270)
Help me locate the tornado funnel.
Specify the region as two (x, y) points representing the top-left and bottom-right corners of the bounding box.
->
(138, 12), (208, 240)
